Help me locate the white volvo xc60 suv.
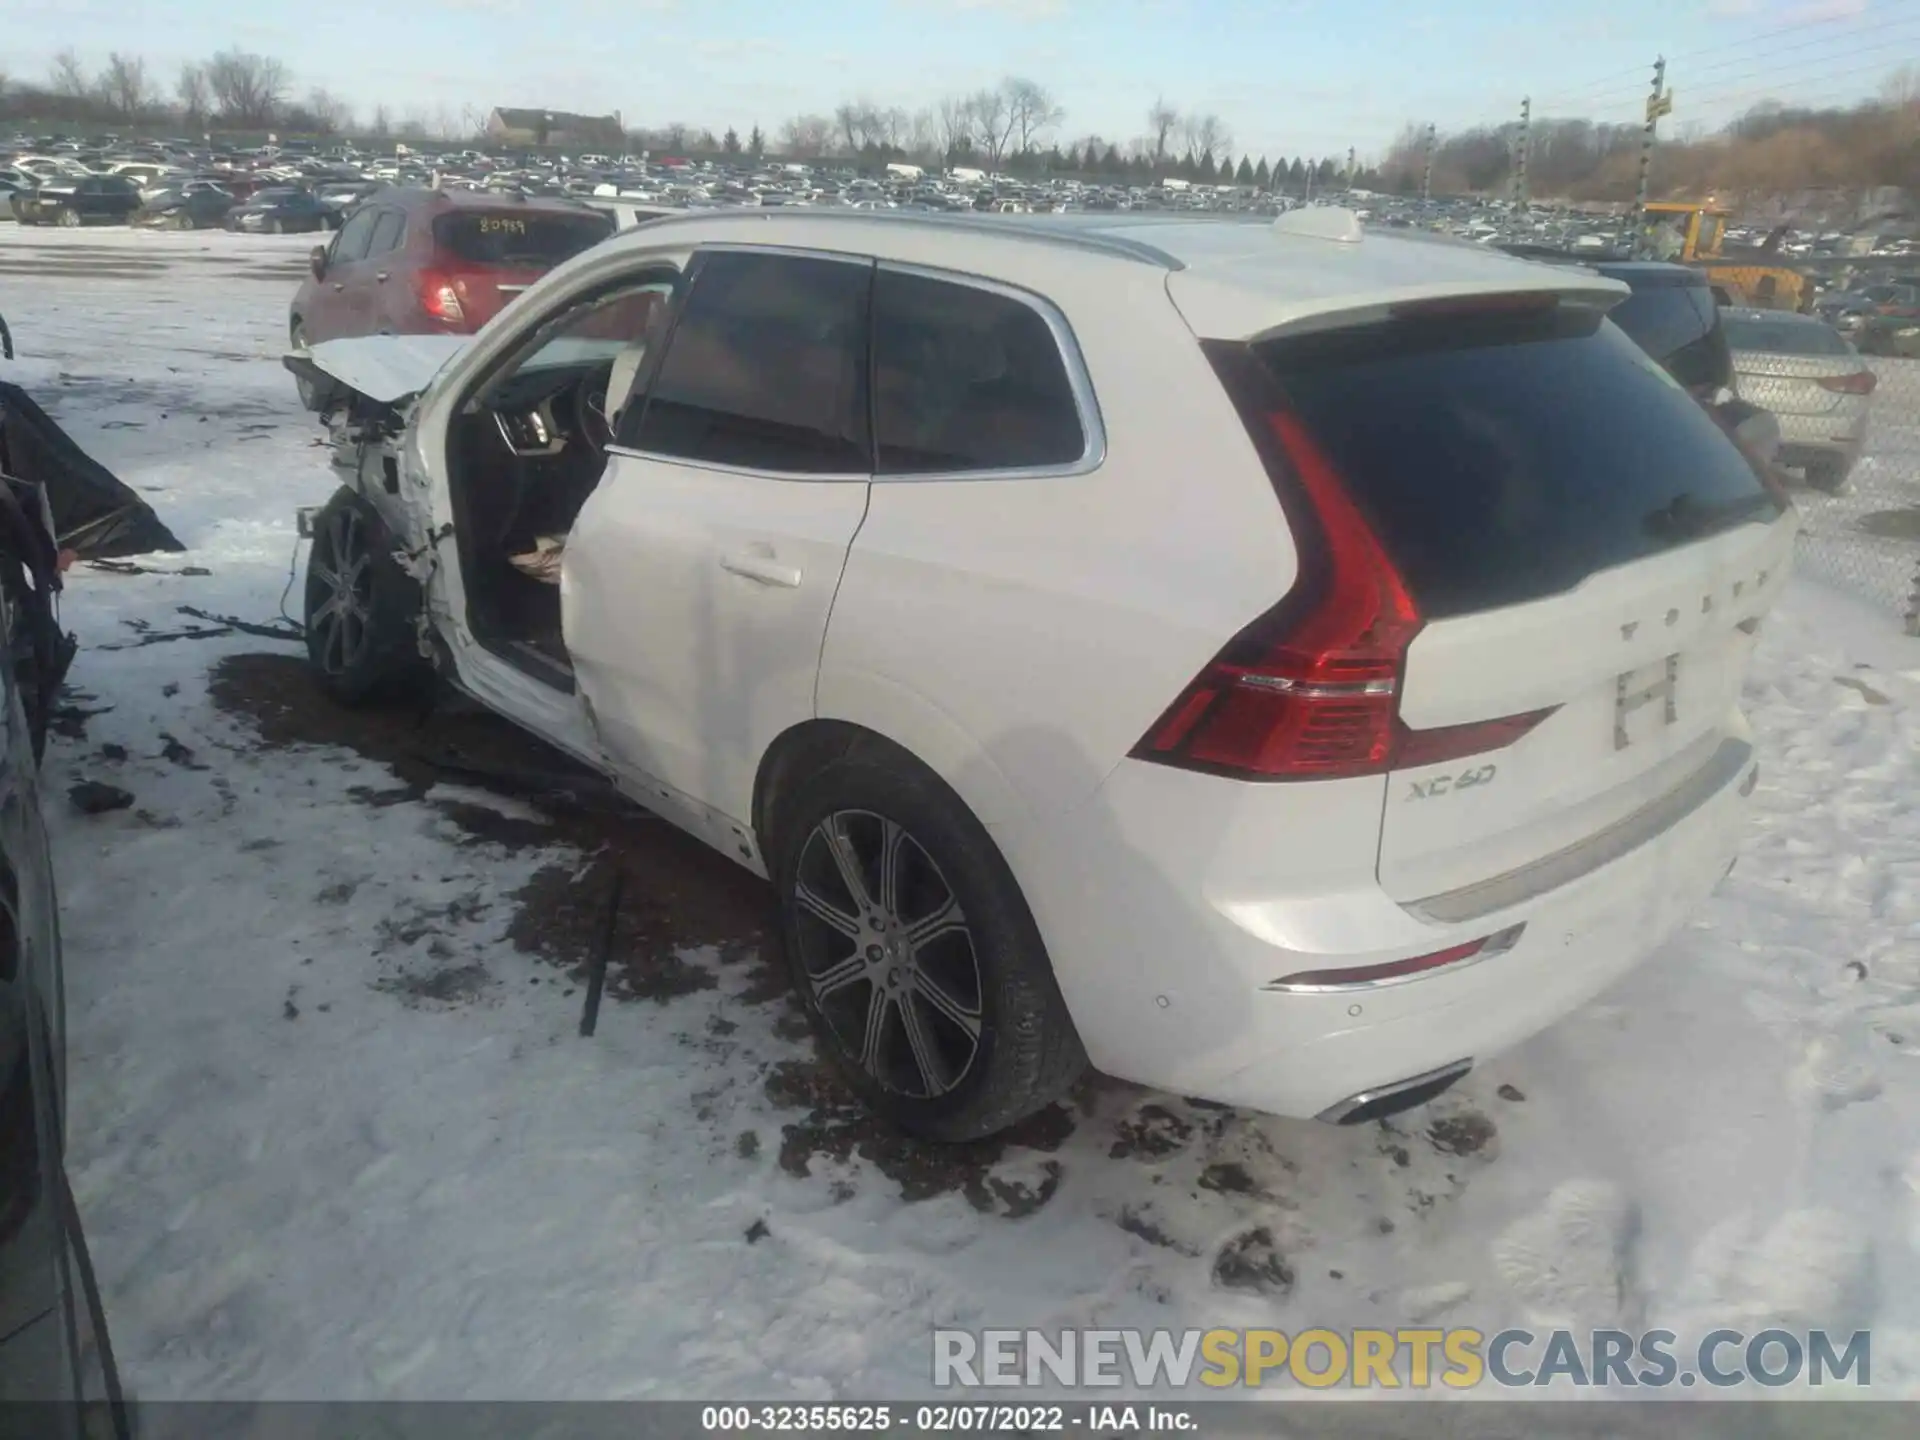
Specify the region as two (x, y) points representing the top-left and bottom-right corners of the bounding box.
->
(288, 207), (1797, 1140)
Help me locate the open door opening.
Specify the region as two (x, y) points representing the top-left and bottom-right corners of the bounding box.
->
(440, 278), (676, 688)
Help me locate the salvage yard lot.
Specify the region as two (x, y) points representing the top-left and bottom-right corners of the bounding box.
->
(5, 225), (1920, 1401)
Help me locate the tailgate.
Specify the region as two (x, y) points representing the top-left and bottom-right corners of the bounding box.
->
(1382, 516), (1793, 902)
(1256, 302), (1796, 907)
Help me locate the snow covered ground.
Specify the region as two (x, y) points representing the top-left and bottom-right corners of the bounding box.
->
(3, 226), (1918, 1404)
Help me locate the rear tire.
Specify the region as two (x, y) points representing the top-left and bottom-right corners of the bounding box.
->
(58, 209), (80, 229)
(770, 742), (1085, 1142)
(1806, 458), (1853, 495)
(302, 488), (431, 706)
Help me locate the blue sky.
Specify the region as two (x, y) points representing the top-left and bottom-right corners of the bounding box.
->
(7, 0), (1910, 158)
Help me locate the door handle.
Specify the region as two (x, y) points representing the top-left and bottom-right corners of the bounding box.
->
(375, 272), (389, 283)
(720, 551), (802, 588)
(332, 282), (344, 291)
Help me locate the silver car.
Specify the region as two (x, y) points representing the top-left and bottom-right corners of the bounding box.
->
(1722, 308), (1872, 494)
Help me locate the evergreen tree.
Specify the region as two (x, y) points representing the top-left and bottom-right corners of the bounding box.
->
(1316, 157), (1336, 185)
(1287, 157), (1306, 185)
(747, 123), (765, 157)
(723, 127), (741, 154)
(1198, 152), (1217, 181)
(1216, 152), (1233, 183)
(1254, 156), (1271, 188)
(1236, 155), (1255, 185)
(1101, 142), (1122, 174)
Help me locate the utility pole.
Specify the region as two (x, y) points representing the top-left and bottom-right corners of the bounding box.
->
(1420, 122), (1436, 203)
(1510, 97), (1531, 208)
(1631, 57), (1672, 254)
(1346, 145), (1356, 190)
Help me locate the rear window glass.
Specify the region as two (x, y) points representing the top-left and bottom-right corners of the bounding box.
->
(1722, 314), (1853, 356)
(432, 211), (613, 267)
(1602, 283), (1729, 392)
(1259, 308), (1781, 619)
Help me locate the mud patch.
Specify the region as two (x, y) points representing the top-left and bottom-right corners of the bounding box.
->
(507, 861), (720, 1003)
(765, 1056), (1075, 1213)
(1109, 1102), (1195, 1160)
(1857, 508), (1920, 541)
(209, 651), (776, 997)
(376, 961), (494, 1008)
(1115, 1205), (1199, 1255)
(1211, 1226), (1294, 1296)
(1427, 1110), (1498, 1158)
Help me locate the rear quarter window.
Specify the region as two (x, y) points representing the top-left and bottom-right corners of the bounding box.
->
(1259, 306), (1782, 619)
(871, 268), (1086, 473)
(432, 211), (614, 268)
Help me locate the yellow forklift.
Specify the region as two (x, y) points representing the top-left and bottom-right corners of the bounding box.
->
(1640, 201), (1810, 311)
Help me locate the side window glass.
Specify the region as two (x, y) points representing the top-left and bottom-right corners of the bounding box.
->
(368, 211), (406, 255)
(632, 251), (871, 475)
(872, 268), (1086, 474)
(333, 209), (379, 264)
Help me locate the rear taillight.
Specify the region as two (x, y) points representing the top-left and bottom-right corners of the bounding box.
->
(419, 269), (465, 324)
(1816, 371), (1876, 395)
(1135, 343), (1553, 782)
(1135, 405), (1420, 779)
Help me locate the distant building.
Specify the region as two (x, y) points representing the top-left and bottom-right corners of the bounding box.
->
(485, 108), (624, 149)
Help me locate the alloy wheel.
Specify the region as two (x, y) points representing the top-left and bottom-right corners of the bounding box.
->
(792, 809), (984, 1099)
(308, 505), (374, 677)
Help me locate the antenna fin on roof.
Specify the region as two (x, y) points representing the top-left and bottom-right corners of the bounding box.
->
(1272, 206), (1364, 245)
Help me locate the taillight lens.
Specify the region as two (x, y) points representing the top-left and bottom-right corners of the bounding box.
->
(1136, 342), (1552, 782)
(419, 269), (465, 324)
(1816, 371), (1876, 395)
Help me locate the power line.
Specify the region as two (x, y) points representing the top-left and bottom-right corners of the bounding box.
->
(1534, 0), (1916, 106)
(1533, 34), (1917, 118)
(1532, 9), (1918, 110)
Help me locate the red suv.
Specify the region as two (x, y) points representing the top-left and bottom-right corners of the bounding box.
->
(289, 187), (615, 399)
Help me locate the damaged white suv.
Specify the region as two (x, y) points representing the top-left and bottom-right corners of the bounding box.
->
(288, 209), (1796, 1141)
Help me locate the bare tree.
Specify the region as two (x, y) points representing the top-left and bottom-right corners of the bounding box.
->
(934, 95), (974, 159)
(177, 63), (211, 128)
(1147, 98), (1179, 163)
(970, 86), (1018, 174)
(907, 107), (936, 159)
(305, 88), (353, 135)
(1180, 112), (1230, 166)
(1004, 77), (1064, 158)
(663, 121), (691, 153)
(99, 53), (153, 122)
(204, 49), (287, 128)
(50, 49), (89, 99)
(371, 104), (392, 138)
(779, 114), (832, 158)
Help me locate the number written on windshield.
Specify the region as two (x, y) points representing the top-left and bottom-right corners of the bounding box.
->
(479, 217), (527, 235)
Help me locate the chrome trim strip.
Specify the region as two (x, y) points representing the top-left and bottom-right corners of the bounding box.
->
(1407, 737), (1755, 926)
(1265, 925), (1523, 994)
(1315, 1059), (1473, 1125)
(602, 445), (867, 484)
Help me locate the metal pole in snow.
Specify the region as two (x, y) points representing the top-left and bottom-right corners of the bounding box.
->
(1631, 57), (1669, 255)
(1421, 123), (1435, 203)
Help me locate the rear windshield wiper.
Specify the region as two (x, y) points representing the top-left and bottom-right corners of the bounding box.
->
(1642, 491), (1779, 544)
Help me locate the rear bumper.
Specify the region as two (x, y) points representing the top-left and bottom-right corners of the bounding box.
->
(1001, 738), (1757, 1121)
(1774, 407), (1867, 474)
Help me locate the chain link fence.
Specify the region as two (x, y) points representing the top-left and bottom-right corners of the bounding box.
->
(1777, 353), (1920, 633)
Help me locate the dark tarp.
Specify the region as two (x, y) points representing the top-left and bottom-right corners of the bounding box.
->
(0, 380), (184, 558)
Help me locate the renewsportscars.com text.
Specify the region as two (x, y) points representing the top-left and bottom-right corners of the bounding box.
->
(932, 1327), (1872, 1390)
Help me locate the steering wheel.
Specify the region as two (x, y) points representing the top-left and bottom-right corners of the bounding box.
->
(573, 375), (614, 454)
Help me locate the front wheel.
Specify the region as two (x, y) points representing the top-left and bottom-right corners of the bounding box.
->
(57, 209), (81, 228)
(303, 488), (431, 706)
(773, 745), (1085, 1141)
